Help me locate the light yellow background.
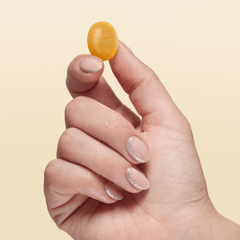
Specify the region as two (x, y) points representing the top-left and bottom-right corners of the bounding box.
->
(0, 0), (239, 239)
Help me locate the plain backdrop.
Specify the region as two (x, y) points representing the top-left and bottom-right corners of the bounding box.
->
(0, 0), (239, 239)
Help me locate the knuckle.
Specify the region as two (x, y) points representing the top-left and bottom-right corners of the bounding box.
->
(105, 115), (124, 133)
(57, 127), (79, 150)
(76, 169), (92, 188)
(104, 151), (116, 167)
(173, 111), (193, 135)
(57, 127), (86, 159)
(65, 96), (91, 125)
(44, 159), (61, 185)
(181, 116), (193, 136)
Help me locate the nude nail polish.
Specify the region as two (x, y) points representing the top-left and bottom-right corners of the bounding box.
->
(127, 136), (150, 163)
(80, 58), (102, 73)
(105, 183), (123, 200)
(126, 167), (150, 190)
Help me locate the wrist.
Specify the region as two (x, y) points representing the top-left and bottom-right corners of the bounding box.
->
(172, 194), (240, 240)
(208, 213), (240, 240)
(181, 200), (217, 240)
(186, 207), (240, 240)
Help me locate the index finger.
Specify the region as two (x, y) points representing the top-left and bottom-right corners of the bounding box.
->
(66, 53), (141, 128)
(66, 54), (104, 97)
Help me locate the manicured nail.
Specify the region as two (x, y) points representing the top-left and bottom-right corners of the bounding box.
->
(126, 167), (150, 190)
(105, 183), (123, 201)
(127, 136), (150, 163)
(79, 58), (102, 73)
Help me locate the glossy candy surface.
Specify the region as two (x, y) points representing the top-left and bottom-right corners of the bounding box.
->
(87, 21), (118, 61)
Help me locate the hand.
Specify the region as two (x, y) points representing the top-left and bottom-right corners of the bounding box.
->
(44, 41), (231, 239)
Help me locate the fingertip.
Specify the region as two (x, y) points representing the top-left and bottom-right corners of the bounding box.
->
(118, 40), (134, 55)
(66, 55), (104, 96)
(109, 40), (134, 64)
(68, 55), (104, 81)
(105, 182), (124, 201)
(79, 57), (103, 74)
(126, 136), (150, 164)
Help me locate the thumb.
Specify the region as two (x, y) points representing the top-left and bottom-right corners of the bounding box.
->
(109, 41), (180, 128)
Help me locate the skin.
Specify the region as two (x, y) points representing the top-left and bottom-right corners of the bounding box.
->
(44, 41), (240, 239)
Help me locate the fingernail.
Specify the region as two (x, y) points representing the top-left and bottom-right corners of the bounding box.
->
(126, 167), (150, 190)
(105, 183), (123, 201)
(127, 136), (150, 163)
(80, 58), (102, 73)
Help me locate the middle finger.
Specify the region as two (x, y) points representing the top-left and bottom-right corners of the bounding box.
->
(65, 96), (150, 165)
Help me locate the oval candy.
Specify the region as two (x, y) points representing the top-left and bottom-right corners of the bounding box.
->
(87, 21), (118, 61)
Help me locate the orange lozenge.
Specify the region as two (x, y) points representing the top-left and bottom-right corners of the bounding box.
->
(87, 21), (118, 61)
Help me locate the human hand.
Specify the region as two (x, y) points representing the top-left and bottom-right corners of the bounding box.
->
(44, 41), (231, 239)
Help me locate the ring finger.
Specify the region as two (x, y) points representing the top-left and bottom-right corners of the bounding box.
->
(57, 127), (150, 193)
